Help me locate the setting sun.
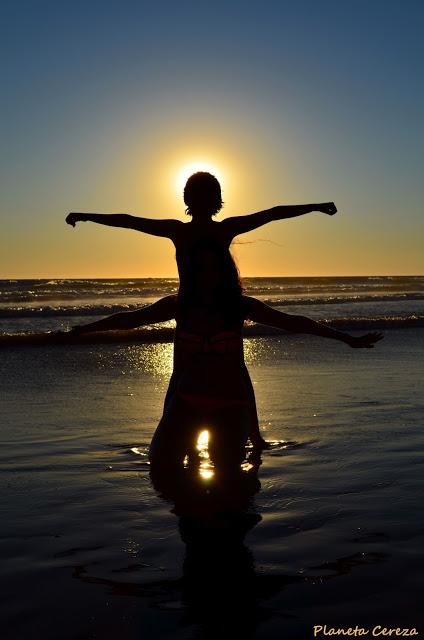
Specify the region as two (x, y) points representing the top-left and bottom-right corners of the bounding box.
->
(175, 161), (225, 194)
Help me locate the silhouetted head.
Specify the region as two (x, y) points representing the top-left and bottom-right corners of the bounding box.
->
(178, 239), (243, 324)
(183, 172), (224, 219)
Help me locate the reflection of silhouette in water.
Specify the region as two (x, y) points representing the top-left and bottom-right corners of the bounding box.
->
(148, 445), (263, 638)
(66, 171), (338, 449)
(72, 440), (389, 639)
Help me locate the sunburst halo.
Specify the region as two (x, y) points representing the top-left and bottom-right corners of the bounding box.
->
(175, 161), (225, 194)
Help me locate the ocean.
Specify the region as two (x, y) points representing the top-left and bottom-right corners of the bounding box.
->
(1, 275), (423, 335)
(1, 277), (423, 638)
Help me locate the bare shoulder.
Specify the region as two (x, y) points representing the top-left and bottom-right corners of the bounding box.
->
(168, 219), (189, 243)
(220, 214), (236, 227)
(216, 215), (238, 229)
(131, 216), (185, 239)
(241, 296), (280, 323)
(241, 295), (259, 315)
(152, 294), (178, 317)
(159, 294), (178, 306)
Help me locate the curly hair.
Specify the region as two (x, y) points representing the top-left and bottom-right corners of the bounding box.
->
(183, 171), (224, 217)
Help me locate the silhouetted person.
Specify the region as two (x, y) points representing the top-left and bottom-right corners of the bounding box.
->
(66, 171), (337, 448)
(70, 240), (383, 478)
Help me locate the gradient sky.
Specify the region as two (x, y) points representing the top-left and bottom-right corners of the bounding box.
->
(1, 0), (423, 277)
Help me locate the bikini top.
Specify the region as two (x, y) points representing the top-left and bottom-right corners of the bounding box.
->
(175, 328), (243, 355)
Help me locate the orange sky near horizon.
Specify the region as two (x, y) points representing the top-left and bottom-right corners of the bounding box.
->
(3, 137), (422, 279)
(1, 3), (423, 278)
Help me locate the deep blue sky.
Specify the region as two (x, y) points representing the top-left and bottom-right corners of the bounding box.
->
(1, 0), (423, 276)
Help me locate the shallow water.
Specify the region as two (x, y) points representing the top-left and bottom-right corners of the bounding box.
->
(1, 329), (423, 638)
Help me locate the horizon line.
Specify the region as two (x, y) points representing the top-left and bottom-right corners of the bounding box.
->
(1, 273), (423, 280)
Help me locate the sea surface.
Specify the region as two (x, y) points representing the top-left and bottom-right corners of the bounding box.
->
(1, 275), (423, 334)
(1, 277), (423, 638)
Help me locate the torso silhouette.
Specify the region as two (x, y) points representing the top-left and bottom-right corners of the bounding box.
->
(162, 217), (260, 434)
(172, 219), (232, 289)
(170, 301), (250, 411)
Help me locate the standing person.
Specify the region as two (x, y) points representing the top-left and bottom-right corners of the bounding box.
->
(66, 172), (337, 448)
(70, 240), (382, 478)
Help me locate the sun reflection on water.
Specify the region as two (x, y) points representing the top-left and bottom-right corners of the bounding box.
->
(183, 429), (215, 480)
(196, 429), (214, 480)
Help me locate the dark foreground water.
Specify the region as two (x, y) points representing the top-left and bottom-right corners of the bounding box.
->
(1, 328), (423, 639)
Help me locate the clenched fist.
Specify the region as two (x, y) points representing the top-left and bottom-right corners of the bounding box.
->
(318, 202), (337, 215)
(66, 212), (85, 227)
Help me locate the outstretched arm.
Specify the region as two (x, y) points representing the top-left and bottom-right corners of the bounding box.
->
(70, 295), (177, 334)
(66, 212), (182, 239)
(222, 202), (337, 238)
(244, 296), (383, 348)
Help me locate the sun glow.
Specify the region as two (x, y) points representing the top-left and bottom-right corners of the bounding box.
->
(175, 161), (225, 195)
